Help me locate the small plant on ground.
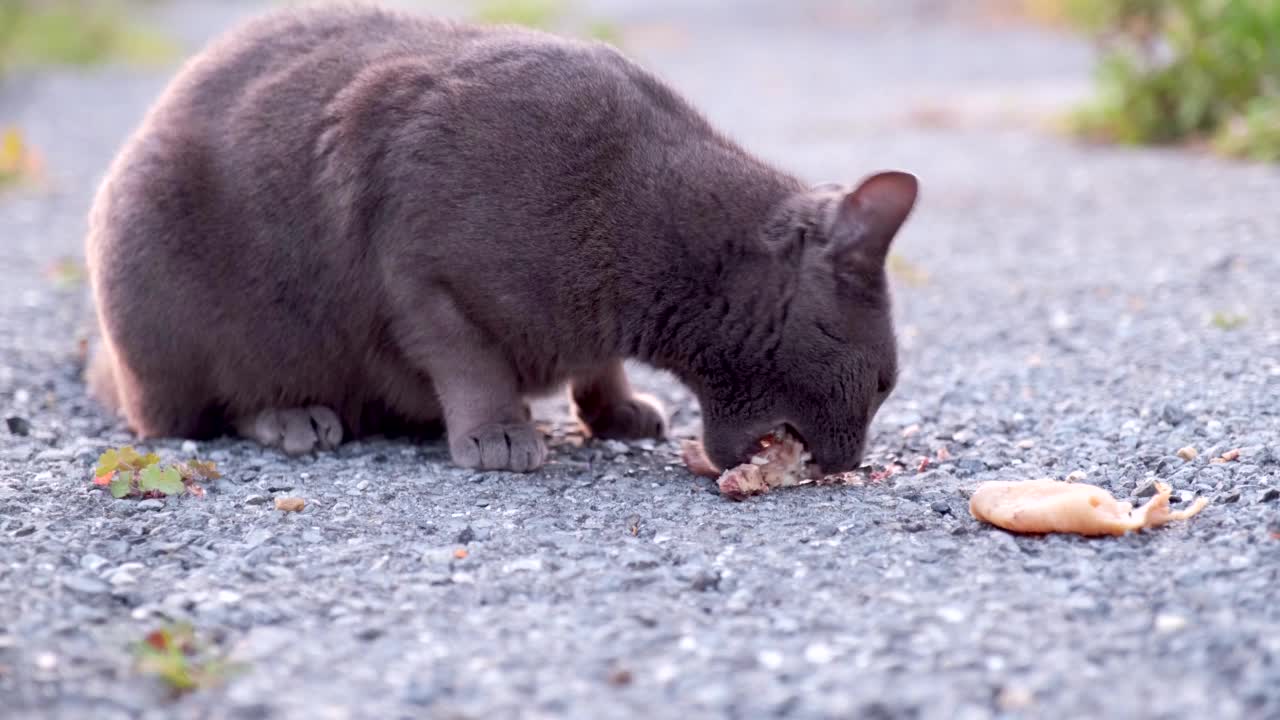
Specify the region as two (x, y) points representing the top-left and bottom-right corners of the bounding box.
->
(1057, 0), (1280, 162)
(92, 446), (222, 499)
(135, 623), (242, 694)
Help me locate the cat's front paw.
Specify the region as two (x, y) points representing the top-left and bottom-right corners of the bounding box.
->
(450, 421), (547, 472)
(237, 406), (344, 456)
(577, 394), (666, 441)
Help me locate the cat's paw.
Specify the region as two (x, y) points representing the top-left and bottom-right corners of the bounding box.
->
(578, 393), (666, 441)
(450, 421), (547, 472)
(237, 406), (343, 456)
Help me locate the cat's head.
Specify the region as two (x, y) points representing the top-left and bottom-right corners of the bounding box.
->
(698, 171), (918, 475)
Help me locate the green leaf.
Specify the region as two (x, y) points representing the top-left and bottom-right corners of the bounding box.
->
(139, 465), (185, 495)
(118, 446), (142, 468)
(139, 452), (161, 468)
(110, 473), (132, 499)
(95, 448), (119, 477)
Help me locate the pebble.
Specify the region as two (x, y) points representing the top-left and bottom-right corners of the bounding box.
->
(245, 495), (270, 506)
(5, 416), (30, 436)
(602, 440), (629, 455)
(1259, 488), (1279, 503)
(245, 528), (275, 548)
(804, 643), (834, 664)
(757, 650), (784, 670)
(1134, 480), (1158, 498)
(79, 553), (110, 572)
(1154, 614), (1188, 633)
(1066, 470), (1087, 482)
(930, 500), (951, 515)
(503, 557), (544, 573)
(181, 440), (199, 454)
(61, 575), (111, 595)
(137, 499), (164, 510)
(1176, 446), (1199, 461)
(356, 479), (370, 491)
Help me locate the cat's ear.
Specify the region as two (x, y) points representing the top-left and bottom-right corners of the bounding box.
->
(827, 171), (918, 271)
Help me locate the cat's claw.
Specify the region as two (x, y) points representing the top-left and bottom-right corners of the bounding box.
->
(579, 394), (666, 441)
(451, 421), (546, 472)
(238, 406), (343, 455)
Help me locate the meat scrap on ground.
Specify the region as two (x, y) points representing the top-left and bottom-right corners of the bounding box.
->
(682, 430), (812, 500)
(969, 479), (1209, 536)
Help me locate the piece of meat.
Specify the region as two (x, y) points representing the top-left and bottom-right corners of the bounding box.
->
(682, 430), (812, 500)
(969, 479), (1209, 536)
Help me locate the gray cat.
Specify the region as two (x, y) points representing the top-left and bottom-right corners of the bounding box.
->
(85, 3), (917, 474)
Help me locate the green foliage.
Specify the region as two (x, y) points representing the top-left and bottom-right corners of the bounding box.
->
(1211, 310), (1247, 329)
(472, 0), (622, 46)
(135, 623), (242, 694)
(92, 446), (221, 499)
(0, 0), (176, 73)
(1065, 0), (1280, 161)
(474, 0), (565, 28)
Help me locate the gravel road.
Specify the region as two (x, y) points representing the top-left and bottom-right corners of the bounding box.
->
(2, 1), (1277, 718)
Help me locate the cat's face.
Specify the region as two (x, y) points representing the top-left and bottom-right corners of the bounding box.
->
(699, 171), (917, 475)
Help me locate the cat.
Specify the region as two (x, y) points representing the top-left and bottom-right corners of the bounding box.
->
(85, 2), (917, 474)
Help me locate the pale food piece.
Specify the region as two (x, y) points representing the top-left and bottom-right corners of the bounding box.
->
(969, 479), (1208, 536)
(682, 430), (812, 500)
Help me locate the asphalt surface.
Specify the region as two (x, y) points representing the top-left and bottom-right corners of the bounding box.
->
(2, 1), (1278, 719)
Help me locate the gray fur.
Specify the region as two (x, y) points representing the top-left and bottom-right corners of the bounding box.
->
(85, 3), (917, 473)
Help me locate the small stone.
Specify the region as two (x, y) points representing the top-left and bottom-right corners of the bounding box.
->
(274, 497), (305, 513)
(936, 607), (966, 624)
(952, 429), (975, 444)
(34, 652), (58, 671)
(244, 495), (270, 506)
(1259, 488), (1279, 503)
(181, 440), (199, 455)
(80, 553), (110, 572)
(245, 528), (274, 548)
(5, 417), (30, 436)
(1134, 480), (1158, 498)
(803, 643), (834, 664)
(1219, 448), (1241, 462)
(1065, 470), (1087, 482)
(757, 650), (783, 670)
(1176, 446), (1199, 462)
(1160, 404), (1188, 426)
(503, 557), (544, 573)
(62, 575), (111, 595)
(930, 500), (951, 515)
(355, 479), (370, 491)
(1154, 613), (1187, 633)
(1016, 439), (1035, 449)
(690, 570), (720, 592)
(137, 499), (164, 510)
(607, 668), (634, 686)
(997, 686), (1035, 711)
(602, 439), (629, 455)
(455, 526), (476, 544)
(1218, 490), (1240, 504)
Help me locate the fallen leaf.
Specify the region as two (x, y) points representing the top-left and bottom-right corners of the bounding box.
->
(1219, 448), (1240, 462)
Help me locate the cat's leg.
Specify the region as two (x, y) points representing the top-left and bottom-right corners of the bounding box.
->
(394, 296), (546, 473)
(571, 360), (666, 440)
(235, 406), (343, 456)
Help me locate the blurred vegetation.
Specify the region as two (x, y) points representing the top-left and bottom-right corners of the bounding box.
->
(473, 0), (620, 44)
(0, 0), (175, 74)
(1058, 0), (1280, 162)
